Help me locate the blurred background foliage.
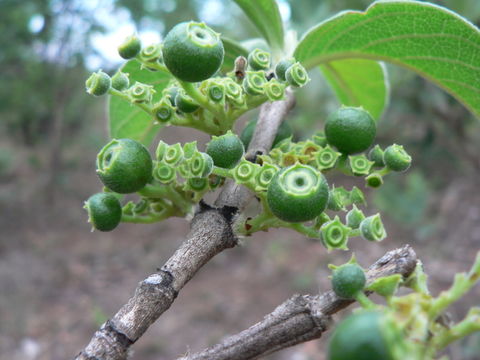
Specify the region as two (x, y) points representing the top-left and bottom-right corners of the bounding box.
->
(0, 0), (479, 359)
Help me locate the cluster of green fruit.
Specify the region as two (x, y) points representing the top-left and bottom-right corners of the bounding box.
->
(86, 21), (310, 135)
(326, 253), (480, 360)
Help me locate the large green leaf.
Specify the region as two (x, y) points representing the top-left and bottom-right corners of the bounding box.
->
(108, 61), (172, 146)
(221, 37), (249, 72)
(294, 1), (480, 118)
(320, 59), (389, 120)
(233, 0), (284, 51)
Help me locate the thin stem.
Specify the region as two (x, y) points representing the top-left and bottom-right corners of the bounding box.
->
(433, 308), (480, 350)
(138, 183), (192, 215)
(355, 292), (377, 309)
(109, 88), (152, 114)
(179, 81), (225, 122)
(212, 166), (232, 178)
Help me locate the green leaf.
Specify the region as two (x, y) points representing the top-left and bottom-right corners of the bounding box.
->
(221, 37), (249, 72)
(108, 61), (172, 146)
(321, 59), (389, 120)
(294, 1), (480, 118)
(233, 0), (284, 51)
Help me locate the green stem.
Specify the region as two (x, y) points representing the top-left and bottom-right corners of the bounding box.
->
(138, 183), (192, 215)
(134, 58), (169, 73)
(355, 292), (376, 309)
(433, 308), (480, 350)
(109, 88), (152, 114)
(179, 80), (225, 122)
(212, 166), (232, 178)
(377, 167), (391, 176)
(121, 207), (176, 223)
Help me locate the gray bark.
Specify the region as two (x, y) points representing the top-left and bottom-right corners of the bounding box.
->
(75, 94), (295, 360)
(179, 245), (417, 360)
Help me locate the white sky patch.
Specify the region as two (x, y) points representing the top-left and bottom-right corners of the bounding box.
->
(198, 0), (227, 26)
(29, 14), (45, 33)
(278, 0), (291, 22)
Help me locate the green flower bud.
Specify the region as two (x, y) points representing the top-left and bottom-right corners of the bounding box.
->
(349, 186), (366, 206)
(139, 43), (163, 63)
(223, 78), (245, 107)
(243, 71), (267, 96)
(118, 34), (141, 59)
(315, 145), (341, 171)
(285, 62), (310, 87)
(206, 81), (225, 103)
(184, 177), (209, 192)
(346, 204), (365, 229)
(267, 164), (329, 223)
(183, 141), (198, 159)
(163, 142), (184, 165)
(206, 131), (245, 169)
(152, 100), (175, 123)
(384, 144), (412, 172)
(328, 311), (401, 360)
(86, 70), (111, 96)
(366, 172), (383, 188)
(325, 107), (376, 154)
(176, 161), (190, 178)
(264, 78), (286, 101)
(312, 131), (328, 147)
(163, 22), (224, 82)
(327, 186), (348, 212)
(368, 145), (385, 167)
(96, 139), (152, 194)
(320, 216), (350, 251)
(275, 57), (295, 81)
(188, 151), (214, 178)
(155, 162), (176, 183)
(349, 154), (374, 176)
(111, 71), (130, 91)
(247, 48), (271, 71)
(233, 159), (260, 184)
(360, 214), (387, 242)
(332, 263), (366, 299)
(255, 163), (279, 191)
(155, 140), (168, 161)
(127, 82), (155, 103)
(240, 119), (292, 149)
(84, 192), (122, 232)
(175, 89), (199, 113)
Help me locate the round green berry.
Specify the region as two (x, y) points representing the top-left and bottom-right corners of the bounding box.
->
(206, 131), (244, 169)
(332, 264), (366, 299)
(85, 70), (111, 96)
(175, 90), (199, 113)
(163, 22), (224, 82)
(118, 34), (141, 59)
(267, 164), (329, 223)
(383, 144), (411, 172)
(328, 311), (396, 360)
(275, 58), (295, 81)
(111, 71), (130, 91)
(84, 193), (122, 232)
(325, 107), (376, 154)
(240, 119), (292, 149)
(96, 139), (153, 194)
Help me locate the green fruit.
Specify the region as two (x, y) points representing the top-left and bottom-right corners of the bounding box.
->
(96, 139), (153, 194)
(206, 131), (244, 169)
(111, 71), (130, 91)
(175, 90), (199, 113)
(118, 34), (141, 59)
(85, 70), (111, 96)
(325, 107), (376, 154)
(84, 193), (122, 232)
(163, 22), (224, 82)
(240, 119), (292, 149)
(383, 144), (411, 172)
(328, 311), (396, 360)
(332, 264), (366, 299)
(267, 164), (329, 223)
(275, 57), (295, 81)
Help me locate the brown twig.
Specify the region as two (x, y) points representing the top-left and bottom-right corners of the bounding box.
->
(75, 93), (296, 360)
(178, 245), (418, 360)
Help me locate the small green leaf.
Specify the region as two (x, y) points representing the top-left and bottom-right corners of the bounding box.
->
(233, 0), (284, 51)
(321, 59), (389, 120)
(108, 61), (172, 146)
(295, 1), (480, 118)
(221, 37), (249, 72)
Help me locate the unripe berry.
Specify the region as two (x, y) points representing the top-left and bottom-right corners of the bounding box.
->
(325, 107), (376, 154)
(267, 164), (329, 223)
(175, 90), (199, 113)
(163, 22), (224, 82)
(383, 144), (412, 172)
(84, 193), (122, 232)
(331, 263), (366, 299)
(111, 71), (130, 91)
(118, 34), (141, 59)
(206, 131), (244, 169)
(275, 57), (295, 81)
(85, 70), (111, 96)
(96, 139), (152, 194)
